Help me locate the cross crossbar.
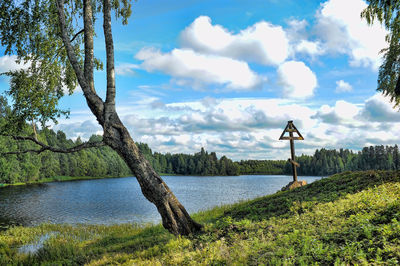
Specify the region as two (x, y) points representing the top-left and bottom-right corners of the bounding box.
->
(279, 120), (304, 140)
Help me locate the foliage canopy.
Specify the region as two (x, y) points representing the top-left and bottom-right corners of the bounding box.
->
(0, 0), (131, 133)
(362, 0), (400, 107)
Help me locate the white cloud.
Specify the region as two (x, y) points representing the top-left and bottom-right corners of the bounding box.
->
(0, 55), (30, 74)
(121, 98), (317, 138)
(115, 63), (140, 76)
(53, 120), (102, 141)
(118, 98), (318, 159)
(181, 16), (233, 52)
(180, 16), (289, 66)
(360, 93), (400, 122)
(335, 80), (353, 93)
(308, 95), (400, 150)
(166, 98), (317, 130)
(135, 47), (264, 91)
(277, 61), (318, 99)
(286, 19), (324, 57)
(313, 100), (360, 125)
(314, 0), (387, 69)
(286, 19), (308, 41)
(295, 40), (323, 56)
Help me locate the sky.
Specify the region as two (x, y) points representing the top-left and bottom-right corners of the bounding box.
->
(1, 0), (400, 161)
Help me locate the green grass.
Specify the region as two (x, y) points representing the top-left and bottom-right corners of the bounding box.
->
(1, 170), (400, 265)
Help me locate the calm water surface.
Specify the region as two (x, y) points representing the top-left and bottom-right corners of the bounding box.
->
(0, 175), (322, 229)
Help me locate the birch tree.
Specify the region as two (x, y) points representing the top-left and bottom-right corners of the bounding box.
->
(0, 0), (202, 236)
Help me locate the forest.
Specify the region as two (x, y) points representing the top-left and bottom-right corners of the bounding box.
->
(1, 119), (400, 184)
(239, 145), (400, 176)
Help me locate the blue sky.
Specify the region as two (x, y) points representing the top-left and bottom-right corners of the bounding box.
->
(1, 0), (399, 160)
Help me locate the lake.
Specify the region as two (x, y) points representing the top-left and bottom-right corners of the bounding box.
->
(0, 175), (322, 229)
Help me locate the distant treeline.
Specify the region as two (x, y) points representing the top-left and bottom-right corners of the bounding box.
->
(292, 145), (400, 176)
(0, 130), (131, 184)
(0, 126), (240, 184)
(140, 145), (240, 176)
(143, 144), (400, 176)
(1, 126), (400, 184)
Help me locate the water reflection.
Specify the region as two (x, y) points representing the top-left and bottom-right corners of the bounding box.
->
(0, 175), (322, 228)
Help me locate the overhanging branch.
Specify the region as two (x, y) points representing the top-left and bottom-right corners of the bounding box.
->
(53, 29), (84, 59)
(70, 29), (84, 43)
(1, 135), (105, 155)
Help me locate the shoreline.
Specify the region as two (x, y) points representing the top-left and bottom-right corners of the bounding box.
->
(0, 173), (320, 188)
(0, 175), (129, 188)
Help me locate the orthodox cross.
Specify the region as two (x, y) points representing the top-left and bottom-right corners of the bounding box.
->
(279, 121), (304, 182)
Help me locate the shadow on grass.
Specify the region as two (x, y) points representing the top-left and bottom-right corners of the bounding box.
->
(87, 225), (172, 255)
(20, 225), (173, 265)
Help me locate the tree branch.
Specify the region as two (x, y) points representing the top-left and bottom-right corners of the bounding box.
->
(70, 29), (84, 43)
(1, 135), (105, 155)
(50, 29), (85, 70)
(83, 0), (95, 93)
(56, 0), (88, 92)
(103, 0), (116, 110)
(395, 75), (400, 96)
(55, 0), (105, 124)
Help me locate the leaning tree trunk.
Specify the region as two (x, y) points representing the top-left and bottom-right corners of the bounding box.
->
(103, 112), (203, 235)
(56, 0), (202, 235)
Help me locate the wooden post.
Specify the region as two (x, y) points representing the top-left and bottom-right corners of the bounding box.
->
(289, 124), (298, 182)
(279, 120), (304, 183)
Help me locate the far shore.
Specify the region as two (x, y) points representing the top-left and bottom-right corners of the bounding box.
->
(0, 173), (320, 188)
(0, 175), (128, 188)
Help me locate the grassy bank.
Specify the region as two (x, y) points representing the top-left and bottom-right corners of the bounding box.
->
(1, 170), (400, 264)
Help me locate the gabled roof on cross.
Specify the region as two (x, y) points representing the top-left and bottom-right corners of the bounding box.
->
(279, 120), (304, 140)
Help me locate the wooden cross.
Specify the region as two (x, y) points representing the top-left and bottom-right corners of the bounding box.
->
(279, 121), (304, 182)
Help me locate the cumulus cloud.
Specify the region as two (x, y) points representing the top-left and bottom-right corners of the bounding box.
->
(286, 19), (324, 57)
(53, 120), (102, 140)
(180, 16), (289, 66)
(335, 80), (353, 93)
(313, 100), (360, 125)
(121, 98), (314, 136)
(294, 40), (323, 56)
(277, 61), (318, 99)
(115, 63), (140, 76)
(135, 47), (264, 91)
(177, 106), (278, 133)
(286, 19), (309, 42)
(123, 115), (182, 136)
(0, 55), (30, 74)
(314, 0), (387, 69)
(117, 98), (318, 159)
(172, 98), (315, 131)
(360, 93), (400, 122)
(307, 95), (400, 151)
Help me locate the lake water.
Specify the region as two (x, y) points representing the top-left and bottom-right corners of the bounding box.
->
(0, 175), (322, 229)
